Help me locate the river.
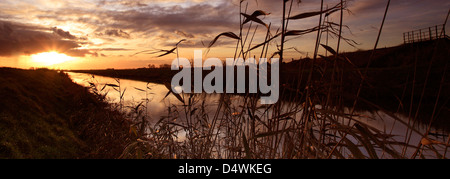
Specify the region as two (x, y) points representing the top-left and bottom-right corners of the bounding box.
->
(67, 72), (449, 158)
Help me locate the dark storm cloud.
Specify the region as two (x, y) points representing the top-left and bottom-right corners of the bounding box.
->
(0, 21), (92, 57)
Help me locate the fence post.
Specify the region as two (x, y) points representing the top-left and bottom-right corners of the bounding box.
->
(407, 32), (409, 43)
(403, 32), (406, 44)
(443, 24), (446, 37)
(419, 29), (422, 42)
(436, 25), (439, 38)
(429, 27), (432, 40)
(408, 32), (410, 43)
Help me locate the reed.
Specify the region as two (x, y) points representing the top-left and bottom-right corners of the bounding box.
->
(112, 0), (449, 159)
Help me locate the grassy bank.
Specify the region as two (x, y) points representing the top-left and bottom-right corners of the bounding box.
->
(0, 68), (134, 158)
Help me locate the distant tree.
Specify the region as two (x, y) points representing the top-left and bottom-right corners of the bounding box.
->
(159, 64), (171, 69)
(148, 64), (156, 68)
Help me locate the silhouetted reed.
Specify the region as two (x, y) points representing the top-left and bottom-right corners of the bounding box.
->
(110, 0), (449, 159)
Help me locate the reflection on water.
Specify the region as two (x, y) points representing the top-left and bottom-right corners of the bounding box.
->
(68, 72), (188, 119)
(67, 72), (449, 158)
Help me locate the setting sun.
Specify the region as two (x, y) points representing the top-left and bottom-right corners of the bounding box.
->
(31, 52), (74, 66)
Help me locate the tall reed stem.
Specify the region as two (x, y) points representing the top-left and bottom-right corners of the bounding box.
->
(280, 0), (287, 64)
(351, 0), (391, 113)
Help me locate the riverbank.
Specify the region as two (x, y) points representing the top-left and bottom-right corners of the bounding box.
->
(0, 68), (134, 158)
(71, 68), (177, 85)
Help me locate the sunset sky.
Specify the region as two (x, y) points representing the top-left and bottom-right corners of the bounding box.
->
(0, 0), (449, 69)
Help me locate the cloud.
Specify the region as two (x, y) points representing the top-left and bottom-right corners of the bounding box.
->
(161, 38), (236, 48)
(1, 0), (448, 64)
(65, 49), (97, 57)
(63, 47), (133, 57)
(349, 0), (387, 15)
(174, 30), (195, 38)
(88, 48), (132, 51)
(22, 0), (241, 49)
(52, 27), (77, 39)
(103, 29), (131, 38)
(100, 1), (239, 37)
(0, 20), (92, 57)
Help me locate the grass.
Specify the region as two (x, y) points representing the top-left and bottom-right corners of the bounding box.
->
(0, 68), (134, 158)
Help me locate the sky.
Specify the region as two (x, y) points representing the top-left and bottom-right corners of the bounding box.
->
(0, 0), (449, 69)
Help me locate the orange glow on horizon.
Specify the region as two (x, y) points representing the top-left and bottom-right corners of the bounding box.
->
(30, 52), (74, 66)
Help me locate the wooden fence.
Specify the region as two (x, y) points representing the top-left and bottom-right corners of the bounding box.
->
(403, 24), (446, 44)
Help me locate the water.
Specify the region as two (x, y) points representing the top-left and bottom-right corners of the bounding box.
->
(67, 72), (449, 158)
(68, 72), (187, 118)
